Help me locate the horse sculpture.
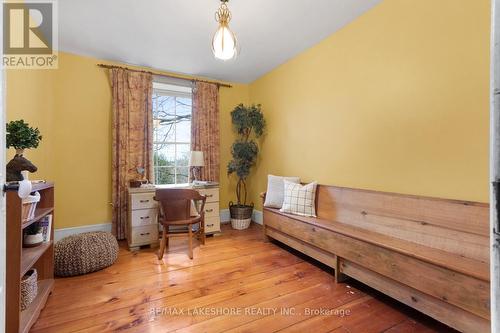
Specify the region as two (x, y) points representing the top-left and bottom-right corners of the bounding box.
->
(6, 154), (37, 181)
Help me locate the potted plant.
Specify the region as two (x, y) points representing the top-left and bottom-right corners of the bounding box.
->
(6, 120), (42, 181)
(23, 223), (43, 247)
(227, 104), (265, 230)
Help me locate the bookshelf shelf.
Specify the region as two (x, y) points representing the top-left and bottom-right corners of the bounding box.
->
(21, 207), (54, 229)
(21, 241), (53, 277)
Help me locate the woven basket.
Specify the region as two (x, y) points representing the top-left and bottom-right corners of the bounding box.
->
(21, 202), (37, 222)
(229, 203), (253, 230)
(231, 218), (252, 230)
(20, 269), (37, 311)
(21, 192), (40, 222)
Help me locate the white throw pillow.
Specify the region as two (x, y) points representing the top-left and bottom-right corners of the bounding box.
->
(264, 175), (300, 209)
(280, 181), (318, 217)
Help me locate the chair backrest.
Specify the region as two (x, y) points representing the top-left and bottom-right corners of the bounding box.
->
(154, 189), (206, 222)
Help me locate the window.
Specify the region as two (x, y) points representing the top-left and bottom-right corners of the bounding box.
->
(152, 82), (192, 185)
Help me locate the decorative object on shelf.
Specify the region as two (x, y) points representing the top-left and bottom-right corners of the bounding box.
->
(18, 170), (33, 199)
(6, 119), (42, 181)
(21, 191), (40, 222)
(212, 0), (238, 61)
(55, 231), (119, 277)
(227, 104), (265, 230)
(20, 269), (38, 311)
(129, 179), (148, 188)
(189, 150), (205, 182)
(40, 214), (53, 242)
(23, 223), (44, 248)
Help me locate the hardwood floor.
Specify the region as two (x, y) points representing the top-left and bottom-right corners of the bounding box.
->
(31, 223), (456, 333)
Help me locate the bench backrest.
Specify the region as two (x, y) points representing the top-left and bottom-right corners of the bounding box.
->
(315, 185), (490, 262)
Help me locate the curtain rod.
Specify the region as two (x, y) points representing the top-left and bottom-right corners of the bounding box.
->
(97, 63), (232, 88)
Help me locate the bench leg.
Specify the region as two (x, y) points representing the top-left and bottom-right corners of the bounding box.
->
(334, 256), (349, 283)
(262, 226), (272, 242)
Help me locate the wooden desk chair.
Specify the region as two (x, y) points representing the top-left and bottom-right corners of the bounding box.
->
(154, 189), (206, 260)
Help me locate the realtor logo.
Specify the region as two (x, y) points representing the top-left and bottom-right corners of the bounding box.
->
(3, 1), (58, 69)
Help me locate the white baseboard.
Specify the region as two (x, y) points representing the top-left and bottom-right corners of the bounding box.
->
(54, 223), (112, 242)
(220, 209), (263, 225)
(252, 210), (263, 225)
(220, 209), (230, 224)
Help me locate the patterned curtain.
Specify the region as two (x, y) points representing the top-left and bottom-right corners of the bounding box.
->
(191, 81), (220, 182)
(110, 68), (153, 240)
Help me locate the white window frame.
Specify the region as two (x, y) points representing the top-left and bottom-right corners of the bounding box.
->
(152, 82), (192, 185)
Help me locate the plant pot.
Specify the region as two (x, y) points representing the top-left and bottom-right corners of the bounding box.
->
(23, 233), (44, 248)
(229, 203), (253, 230)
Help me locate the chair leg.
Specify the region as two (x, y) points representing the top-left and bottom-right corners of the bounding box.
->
(188, 225), (193, 259)
(165, 226), (169, 249)
(158, 227), (167, 260)
(201, 222), (206, 245)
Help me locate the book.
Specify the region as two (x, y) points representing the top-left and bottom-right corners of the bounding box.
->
(39, 214), (52, 242)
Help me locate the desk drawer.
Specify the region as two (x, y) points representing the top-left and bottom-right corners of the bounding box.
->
(130, 225), (158, 246)
(205, 216), (220, 233)
(198, 188), (219, 203)
(131, 193), (157, 210)
(203, 202), (219, 217)
(131, 208), (158, 227)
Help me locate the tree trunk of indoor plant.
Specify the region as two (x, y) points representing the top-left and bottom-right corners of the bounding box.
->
(229, 178), (253, 229)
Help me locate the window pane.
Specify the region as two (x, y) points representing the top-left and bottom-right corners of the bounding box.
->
(153, 95), (175, 118)
(155, 167), (175, 185)
(154, 144), (175, 167)
(176, 120), (191, 143)
(154, 119), (176, 142)
(176, 167), (189, 184)
(176, 144), (190, 166)
(176, 97), (192, 116)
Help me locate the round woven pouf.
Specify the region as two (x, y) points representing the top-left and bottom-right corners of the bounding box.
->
(55, 231), (118, 277)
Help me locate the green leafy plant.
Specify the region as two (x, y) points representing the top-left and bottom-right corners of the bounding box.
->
(25, 223), (42, 235)
(6, 120), (42, 151)
(227, 104), (265, 206)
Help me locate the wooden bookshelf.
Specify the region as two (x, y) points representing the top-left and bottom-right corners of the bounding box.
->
(6, 182), (55, 333)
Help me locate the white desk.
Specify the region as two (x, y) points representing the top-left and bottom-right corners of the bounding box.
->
(127, 184), (221, 250)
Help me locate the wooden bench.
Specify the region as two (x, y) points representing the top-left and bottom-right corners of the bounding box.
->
(261, 184), (490, 333)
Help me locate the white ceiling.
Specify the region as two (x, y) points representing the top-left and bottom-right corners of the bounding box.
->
(59, 0), (381, 83)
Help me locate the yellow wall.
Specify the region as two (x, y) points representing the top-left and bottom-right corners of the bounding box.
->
(248, 0), (491, 208)
(7, 52), (249, 229)
(6, 69), (55, 180)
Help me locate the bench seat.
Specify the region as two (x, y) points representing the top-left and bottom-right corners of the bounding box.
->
(261, 184), (490, 333)
(265, 207), (489, 281)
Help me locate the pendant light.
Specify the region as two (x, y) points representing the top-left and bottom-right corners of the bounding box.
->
(212, 0), (238, 61)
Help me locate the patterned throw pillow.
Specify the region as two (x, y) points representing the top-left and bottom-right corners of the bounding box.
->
(280, 181), (318, 217)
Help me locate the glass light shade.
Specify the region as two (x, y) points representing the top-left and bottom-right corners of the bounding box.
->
(212, 24), (237, 61)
